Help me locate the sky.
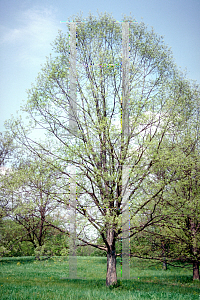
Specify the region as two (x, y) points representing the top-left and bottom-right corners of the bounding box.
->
(0, 0), (200, 133)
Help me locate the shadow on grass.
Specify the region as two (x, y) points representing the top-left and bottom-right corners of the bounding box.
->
(0, 256), (36, 264)
(1, 256), (200, 299)
(57, 276), (200, 295)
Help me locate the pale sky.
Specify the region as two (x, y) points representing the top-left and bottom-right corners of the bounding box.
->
(0, 0), (200, 132)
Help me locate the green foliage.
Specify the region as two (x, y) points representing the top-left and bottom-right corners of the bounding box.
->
(0, 131), (14, 167)
(0, 218), (69, 258)
(0, 219), (33, 257)
(0, 246), (10, 257)
(34, 245), (51, 260)
(35, 233), (69, 259)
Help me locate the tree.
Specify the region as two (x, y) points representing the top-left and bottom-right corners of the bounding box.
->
(143, 144), (200, 280)
(1, 154), (70, 256)
(132, 83), (200, 280)
(157, 121), (200, 280)
(0, 217), (69, 257)
(7, 12), (195, 285)
(0, 131), (15, 237)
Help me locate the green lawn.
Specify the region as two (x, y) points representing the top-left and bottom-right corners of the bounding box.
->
(0, 256), (200, 299)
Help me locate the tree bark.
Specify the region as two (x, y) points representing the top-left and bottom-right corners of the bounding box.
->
(106, 228), (117, 286)
(161, 241), (167, 270)
(106, 250), (117, 286)
(193, 261), (199, 280)
(162, 261), (167, 270)
(190, 218), (199, 280)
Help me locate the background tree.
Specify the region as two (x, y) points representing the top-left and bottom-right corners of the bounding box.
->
(0, 131), (15, 247)
(158, 136), (200, 280)
(130, 82), (200, 280)
(7, 12), (197, 286)
(0, 217), (69, 258)
(0, 153), (70, 257)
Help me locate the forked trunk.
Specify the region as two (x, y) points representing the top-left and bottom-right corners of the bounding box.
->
(106, 250), (117, 286)
(193, 261), (199, 280)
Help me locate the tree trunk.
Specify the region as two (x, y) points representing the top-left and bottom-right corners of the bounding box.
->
(190, 218), (199, 280)
(161, 241), (167, 270)
(106, 228), (117, 286)
(193, 261), (199, 280)
(106, 250), (117, 286)
(163, 261), (167, 270)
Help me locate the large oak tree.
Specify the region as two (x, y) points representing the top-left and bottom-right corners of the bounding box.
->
(7, 12), (196, 285)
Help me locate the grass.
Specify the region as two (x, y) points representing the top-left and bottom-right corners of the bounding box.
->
(0, 256), (200, 299)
